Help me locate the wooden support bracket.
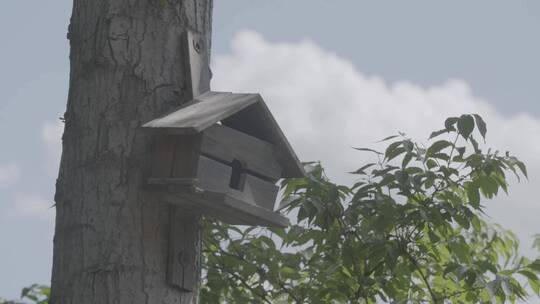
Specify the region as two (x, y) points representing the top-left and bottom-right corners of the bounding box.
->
(167, 206), (200, 292)
(184, 30), (211, 99)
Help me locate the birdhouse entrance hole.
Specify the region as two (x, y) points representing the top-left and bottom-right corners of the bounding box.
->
(229, 159), (245, 190)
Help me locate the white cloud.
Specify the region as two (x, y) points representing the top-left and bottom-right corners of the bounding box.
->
(0, 164), (20, 186)
(212, 30), (540, 253)
(41, 120), (64, 175)
(13, 193), (54, 218)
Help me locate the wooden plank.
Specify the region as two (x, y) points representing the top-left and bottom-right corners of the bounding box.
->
(141, 92), (258, 133)
(167, 206), (200, 292)
(171, 135), (200, 178)
(195, 191), (288, 227)
(148, 178), (197, 185)
(229, 174), (278, 211)
(184, 30), (211, 98)
(153, 187), (289, 228)
(219, 193), (288, 227)
(200, 124), (282, 180)
(150, 134), (200, 179)
(148, 155), (233, 194)
(151, 135), (176, 177)
(196, 155), (231, 193)
(246, 174), (278, 210)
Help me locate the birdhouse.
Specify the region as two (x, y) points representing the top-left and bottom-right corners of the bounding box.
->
(143, 91), (304, 227)
(141, 30), (304, 292)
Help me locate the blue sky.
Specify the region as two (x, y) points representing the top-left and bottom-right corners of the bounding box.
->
(1, 0), (540, 300)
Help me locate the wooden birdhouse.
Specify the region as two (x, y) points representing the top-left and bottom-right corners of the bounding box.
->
(141, 30), (304, 292)
(143, 91), (304, 227)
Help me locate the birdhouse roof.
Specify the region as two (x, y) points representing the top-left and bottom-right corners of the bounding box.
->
(142, 91), (305, 178)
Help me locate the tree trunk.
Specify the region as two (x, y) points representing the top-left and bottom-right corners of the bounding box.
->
(50, 1), (213, 303)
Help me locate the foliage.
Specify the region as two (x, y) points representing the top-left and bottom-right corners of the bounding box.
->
(5, 115), (539, 303)
(201, 114), (540, 303)
(0, 285), (49, 304)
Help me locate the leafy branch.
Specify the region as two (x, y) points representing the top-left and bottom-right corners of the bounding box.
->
(201, 114), (540, 304)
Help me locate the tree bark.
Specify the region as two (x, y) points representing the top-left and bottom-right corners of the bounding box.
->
(50, 1), (213, 303)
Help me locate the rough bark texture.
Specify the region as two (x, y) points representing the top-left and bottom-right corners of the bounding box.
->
(51, 1), (213, 303)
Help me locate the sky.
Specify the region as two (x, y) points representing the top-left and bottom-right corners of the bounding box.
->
(1, 0), (540, 301)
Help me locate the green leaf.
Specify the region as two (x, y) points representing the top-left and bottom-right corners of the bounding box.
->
(426, 140), (453, 157)
(528, 259), (540, 272)
(431, 153), (450, 161)
(470, 136), (481, 153)
(457, 114), (475, 139)
(532, 234), (540, 252)
(486, 279), (501, 299)
(353, 147), (383, 155)
(531, 278), (540, 296)
(465, 271), (478, 287)
(479, 175), (498, 198)
(350, 163), (377, 175)
(445, 117), (459, 129)
(384, 141), (406, 161)
(448, 238), (470, 262)
(522, 268), (540, 295)
(443, 263), (460, 277)
(429, 129), (449, 139)
(473, 114), (487, 141)
(402, 153), (414, 168)
(280, 266), (301, 279)
(517, 161), (528, 179)
(428, 229), (440, 243)
(377, 135), (400, 142)
(465, 182), (481, 208)
(519, 270), (539, 284)
(387, 147), (407, 162)
(426, 159), (438, 169)
(454, 213), (471, 229)
(478, 260), (498, 274)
